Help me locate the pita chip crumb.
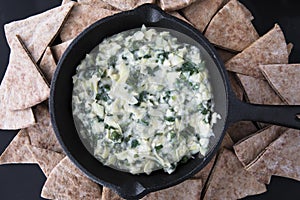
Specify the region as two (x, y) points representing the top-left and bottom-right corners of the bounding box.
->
(27, 145), (65, 177)
(51, 39), (73, 62)
(225, 24), (289, 79)
(4, 2), (75, 62)
(60, 2), (119, 41)
(246, 129), (300, 182)
(142, 179), (202, 200)
(227, 121), (258, 142)
(39, 47), (57, 83)
(234, 125), (287, 166)
(237, 74), (286, 105)
(259, 64), (300, 105)
(182, 0), (227, 32)
(1, 37), (50, 110)
(204, 0), (259, 52)
(41, 157), (102, 200)
(203, 149), (266, 200)
(0, 129), (36, 164)
(26, 103), (64, 153)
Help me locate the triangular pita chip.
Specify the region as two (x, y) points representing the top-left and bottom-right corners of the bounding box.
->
(51, 39), (73, 62)
(1, 37), (50, 110)
(41, 157), (102, 200)
(182, 0), (227, 32)
(101, 187), (124, 200)
(39, 47), (57, 83)
(142, 179), (202, 200)
(225, 24), (289, 79)
(204, 0), (259, 52)
(234, 125), (287, 166)
(227, 121), (258, 142)
(60, 3), (119, 41)
(259, 64), (300, 105)
(4, 2), (75, 62)
(159, 0), (196, 11)
(0, 129), (36, 164)
(237, 74), (285, 105)
(0, 85), (35, 130)
(26, 103), (64, 153)
(27, 145), (65, 177)
(203, 149), (266, 200)
(228, 72), (243, 100)
(246, 129), (300, 181)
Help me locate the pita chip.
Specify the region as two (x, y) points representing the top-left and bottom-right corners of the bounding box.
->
(287, 43), (293, 55)
(101, 0), (154, 11)
(246, 129), (300, 182)
(142, 179), (202, 200)
(193, 155), (216, 186)
(60, 3), (118, 41)
(27, 145), (65, 177)
(225, 24), (289, 79)
(203, 149), (266, 200)
(101, 187), (124, 200)
(204, 0), (259, 52)
(41, 157), (102, 200)
(237, 74), (285, 105)
(1, 37), (50, 110)
(228, 72), (243, 100)
(26, 103), (64, 153)
(0, 129), (36, 164)
(4, 2), (75, 62)
(234, 125), (287, 166)
(260, 64), (300, 105)
(227, 121), (258, 142)
(182, 0), (227, 32)
(51, 39), (73, 62)
(0, 85), (35, 130)
(39, 47), (57, 83)
(159, 0), (196, 11)
(168, 12), (191, 24)
(77, 0), (119, 10)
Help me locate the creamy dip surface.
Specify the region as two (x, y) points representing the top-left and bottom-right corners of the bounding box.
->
(72, 26), (219, 174)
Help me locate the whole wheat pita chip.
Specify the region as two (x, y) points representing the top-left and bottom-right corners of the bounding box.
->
(60, 3), (118, 41)
(204, 0), (259, 52)
(26, 145), (65, 177)
(4, 2), (75, 62)
(228, 72), (243, 100)
(142, 179), (202, 200)
(102, 0), (154, 11)
(159, 0), (196, 11)
(0, 85), (35, 130)
(193, 155), (216, 184)
(227, 121), (258, 142)
(0, 129), (36, 164)
(246, 129), (300, 182)
(225, 24), (289, 79)
(203, 149), (266, 200)
(77, 0), (118, 10)
(234, 125), (287, 166)
(287, 43), (293, 55)
(1, 37), (50, 110)
(39, 47), (57, 83)
(216, 48), (236, 63)
(26, 103), (64, 153)
(51, 39), (73, 62)
(41, 157), (102, 200)
(259, 64), (300, 105)
(182, 0), (227, 32)
(101, 187), (124, 200)
(237, 74), (285, 105)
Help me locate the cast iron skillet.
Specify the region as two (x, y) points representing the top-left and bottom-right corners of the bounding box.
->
(50, 4), (300, 199)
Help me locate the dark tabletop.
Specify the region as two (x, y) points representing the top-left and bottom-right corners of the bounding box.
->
(0, 0), (300, 199)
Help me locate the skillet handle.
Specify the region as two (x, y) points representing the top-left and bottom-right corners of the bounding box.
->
(228, 97), (300, 129)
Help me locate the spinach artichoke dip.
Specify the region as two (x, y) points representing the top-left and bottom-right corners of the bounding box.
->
(72, 26), (220, 175)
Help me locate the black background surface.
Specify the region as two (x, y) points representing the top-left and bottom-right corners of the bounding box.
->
(0, 0), (300, 199)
